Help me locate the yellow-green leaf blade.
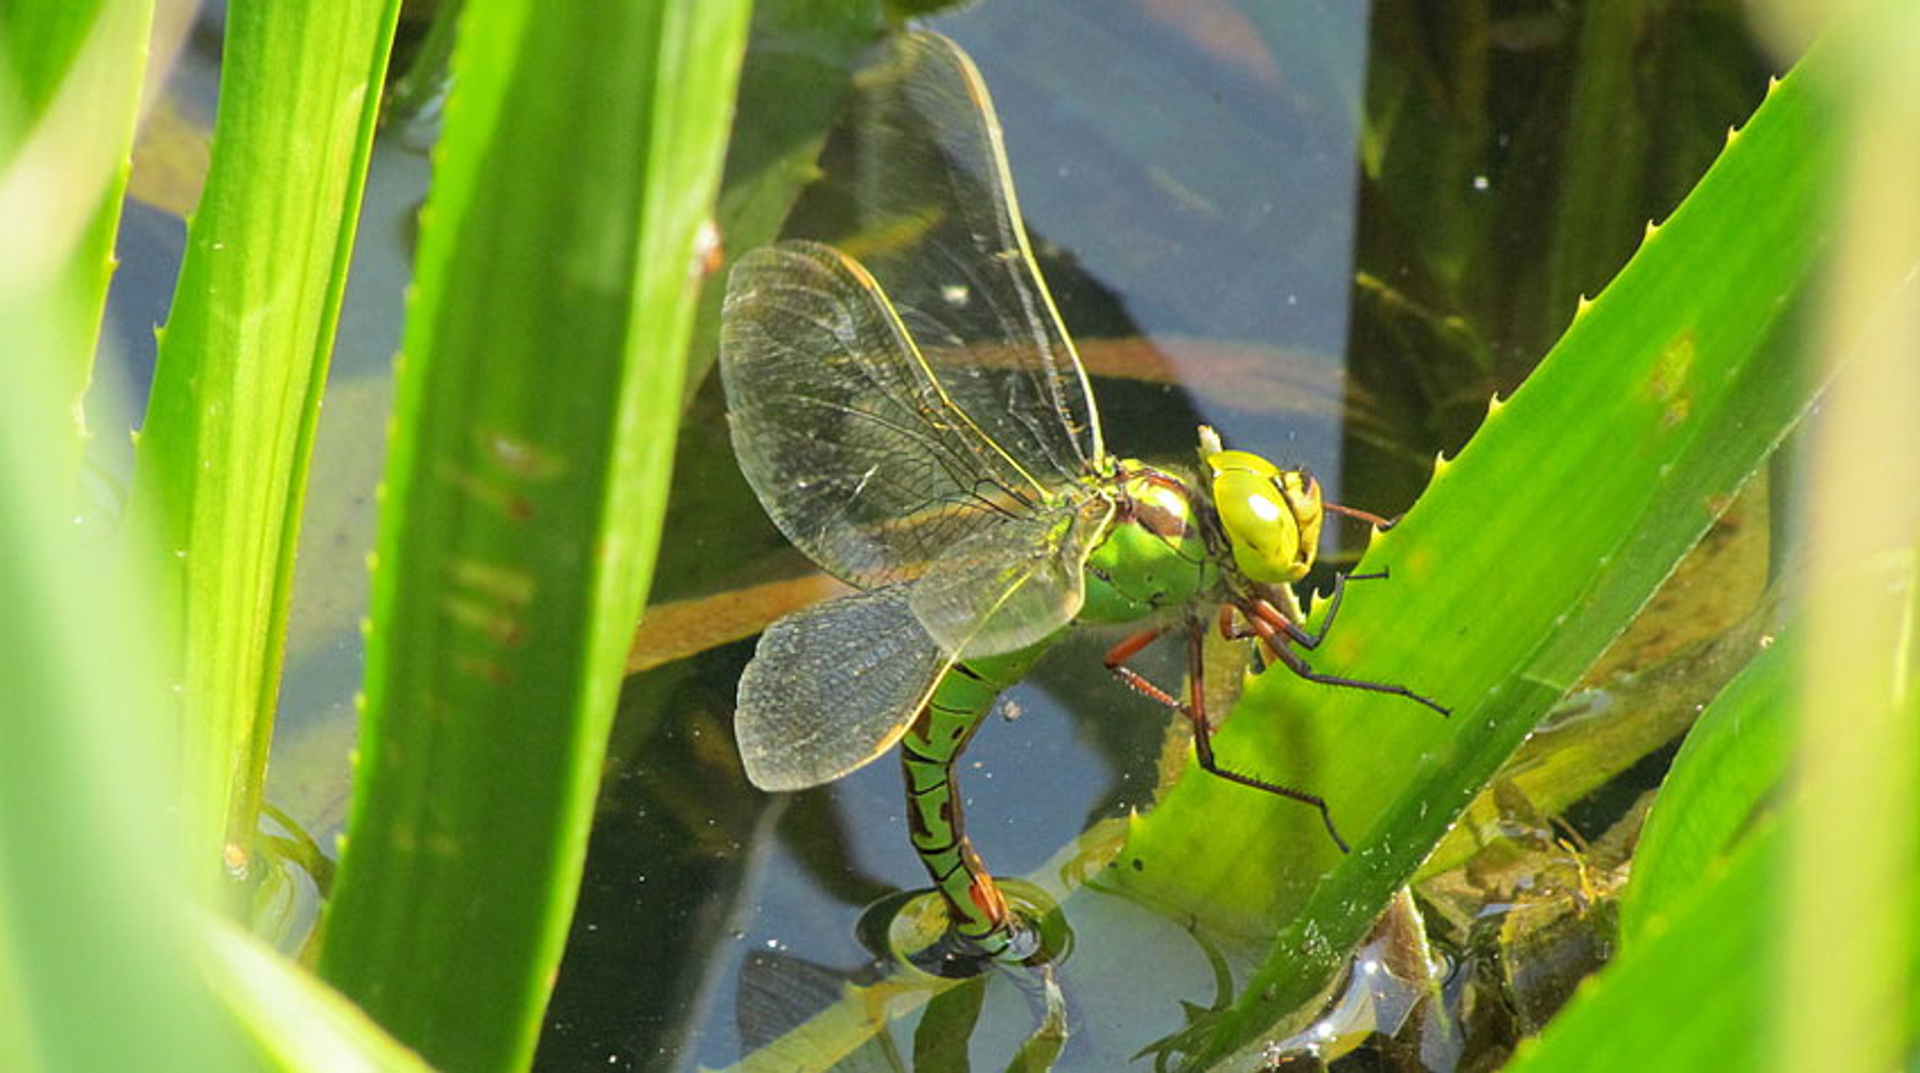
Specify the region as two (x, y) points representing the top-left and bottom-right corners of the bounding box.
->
(128, 0), (400, 868)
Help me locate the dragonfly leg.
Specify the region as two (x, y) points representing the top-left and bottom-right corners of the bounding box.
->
(1105, 618), (1350, 852)
(1239, 599), (1451, 717)
(1254, 568), (1376, 649)
(1324, 500), (1398, 530)
(1178, 616), (1350, 852)
(1233, 570), (1390, 649)
(1102, 625), (1180, 707)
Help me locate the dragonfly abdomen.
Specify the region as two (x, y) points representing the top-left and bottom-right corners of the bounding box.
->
(899, 644), (1048, 948)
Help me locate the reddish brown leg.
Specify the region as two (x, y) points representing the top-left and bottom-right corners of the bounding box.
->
(1239, 597), (1450, 717)
(1324, 501), (1396, 529)
(1105, 617), (1351, 852)
(1102, 625), (1181, 708)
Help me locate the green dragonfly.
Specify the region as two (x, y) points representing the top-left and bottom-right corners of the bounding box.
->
(719, 30), (1446, 957)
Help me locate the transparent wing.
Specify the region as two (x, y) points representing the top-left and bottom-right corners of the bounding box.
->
(796, 30), (1105, 487)
(909, 495), (1115, 659)
(723, 241), (1057, 589)
(734, 585), (954, 791)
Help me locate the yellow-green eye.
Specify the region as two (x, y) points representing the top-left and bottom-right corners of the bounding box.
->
(1204, 447), (1325, 584)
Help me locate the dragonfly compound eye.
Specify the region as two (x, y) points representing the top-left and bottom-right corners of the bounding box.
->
(1204, 449), (1324, 584)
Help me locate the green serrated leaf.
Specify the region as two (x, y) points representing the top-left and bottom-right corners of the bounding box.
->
(127, 0), (400, 874)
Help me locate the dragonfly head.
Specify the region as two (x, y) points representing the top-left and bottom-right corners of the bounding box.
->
(1199, 427), (1325, 585)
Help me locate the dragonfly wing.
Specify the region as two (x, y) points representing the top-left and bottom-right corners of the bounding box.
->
(908, 495), (1115, 659)
(723, 241), (1056, 590)
(735, 585), (954, 791)
(799, 30), (1106, 486)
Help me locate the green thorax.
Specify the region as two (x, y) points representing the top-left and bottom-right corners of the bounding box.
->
(1077, 460), (1220, 625)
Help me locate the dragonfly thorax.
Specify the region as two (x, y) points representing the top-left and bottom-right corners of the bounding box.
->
(1077, 463), (1217, 624)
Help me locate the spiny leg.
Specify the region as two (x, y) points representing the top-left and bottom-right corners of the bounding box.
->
(1323, 500), (1397, 530)
(1242, 568), (1386, 650)
(1102, 624), (1179, 707)
(1102, 619), (1350, 852)
(1237, 594), (1450, 717)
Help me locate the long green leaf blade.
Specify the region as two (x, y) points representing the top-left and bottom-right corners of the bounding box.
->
(315, 1), (751, 1068)
(2, 298), (250, 1073)
(128, 0), (401, 870)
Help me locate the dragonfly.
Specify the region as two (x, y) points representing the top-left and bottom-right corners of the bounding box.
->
(719, 30), (1447, 957)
